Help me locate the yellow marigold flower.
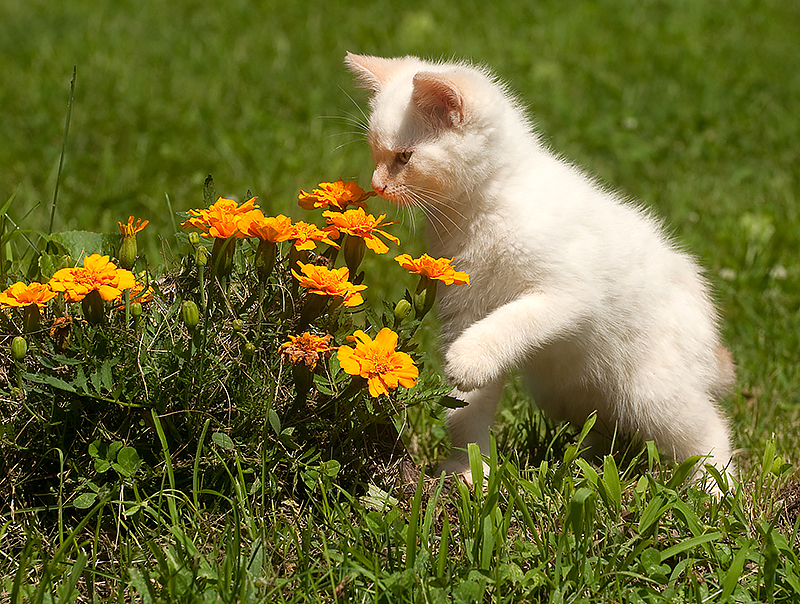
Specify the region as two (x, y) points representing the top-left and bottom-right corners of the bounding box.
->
(298, 179), (375, 211)
(118, 215), (149, 237)
(323, 208), (400, 254)
(280, 332), (334, 369)
(49, 254), (137, 303)
(337, 328), (418, 397)
(0, 281), (57, 308)
(394, 253), (470, 285)
(182, 196), (260, 239)
(291, 261), (366, 307)
(245, 213), (294, 243)
(289, 221), (341, 251)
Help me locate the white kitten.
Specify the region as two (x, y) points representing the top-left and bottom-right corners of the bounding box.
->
(345, 53), (736, 487)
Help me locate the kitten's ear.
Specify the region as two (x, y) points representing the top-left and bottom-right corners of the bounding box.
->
(345, 52), (399, 92)
(412, 72), (465, 128)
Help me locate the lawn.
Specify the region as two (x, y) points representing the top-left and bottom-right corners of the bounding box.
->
(2, 0), (799, 601)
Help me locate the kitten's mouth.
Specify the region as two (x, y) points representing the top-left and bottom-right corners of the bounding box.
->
(373, 190), (411, 207)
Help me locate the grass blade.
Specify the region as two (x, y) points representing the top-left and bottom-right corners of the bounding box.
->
(48, 66), (76, 238)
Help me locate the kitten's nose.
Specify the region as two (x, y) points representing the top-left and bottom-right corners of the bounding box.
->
(371, 177), (386, 196)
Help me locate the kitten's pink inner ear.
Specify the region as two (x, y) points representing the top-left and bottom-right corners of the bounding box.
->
(412, 73), (465, 127)
(345, 52), (397, 92)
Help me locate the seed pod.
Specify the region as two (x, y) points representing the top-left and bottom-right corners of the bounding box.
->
(11, 336), (28, 361)
(181, 300), (200, 330)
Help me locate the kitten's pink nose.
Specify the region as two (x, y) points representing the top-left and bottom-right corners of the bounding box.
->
(371, 177), (386, 196)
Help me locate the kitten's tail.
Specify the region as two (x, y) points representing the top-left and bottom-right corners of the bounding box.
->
(710, 345), (737, 400)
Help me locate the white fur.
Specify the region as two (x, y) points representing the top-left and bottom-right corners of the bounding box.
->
(345, 53), (736, 487)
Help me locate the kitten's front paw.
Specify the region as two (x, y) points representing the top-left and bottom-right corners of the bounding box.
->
(444, 332), (499, 391)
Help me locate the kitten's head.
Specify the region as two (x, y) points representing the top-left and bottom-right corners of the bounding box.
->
(345, 53), (513, 209)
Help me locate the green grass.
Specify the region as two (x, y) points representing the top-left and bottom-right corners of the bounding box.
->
(2, 0), (800, 601)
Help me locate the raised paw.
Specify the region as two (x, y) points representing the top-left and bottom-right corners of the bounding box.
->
(444, 331), (501, 391)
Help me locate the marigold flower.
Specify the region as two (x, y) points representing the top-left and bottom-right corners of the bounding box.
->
(118, 216), (149, 237)
(289, 221), (341, 251)
(114, 281), (154, 308)
(49, 254), (137, 303)
(280, 332), (334, 370)
(0, 281), (57, 308)
(245, 213), (294, 243)
(291, 262), (366, 307)
(182, 197), (260, 239)
(298, 179), (375, 211)
(323, 208), (400, 254)
(394, 253), (470, 285)
(118, 215), (149, 269)
(337, 328), (418, 397)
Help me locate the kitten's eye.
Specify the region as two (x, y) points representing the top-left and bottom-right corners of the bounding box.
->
(396, 150), (413, 165)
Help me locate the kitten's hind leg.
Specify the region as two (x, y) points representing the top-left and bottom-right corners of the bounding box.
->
(439, 378), (505, 485)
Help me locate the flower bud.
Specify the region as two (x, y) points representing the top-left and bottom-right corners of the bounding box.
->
(231, 318), (244, 332)
(195, 246), (209, 267)
(342, 235), (366, 275)
(11, 336), (28, 361)
(130, 302), (143, 317)
(393, 299), (412, 321)
(243, 342), (256, 357)
(181, 300), (200, 330)
(188, 231), (200, 246)
(118, 235), (138, 270)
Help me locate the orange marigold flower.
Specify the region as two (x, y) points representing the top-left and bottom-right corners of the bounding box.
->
(337, 328), (418, 397)
(291, 261), (366, 307)
(0, 281), (57, 308)
(118, 215), (149, 237)
(323, 208), (400, 254)
(245, 212), (294, 243)
(289, 221), (341, 251)
(49, 254), (137, 303)
(114, 281), (154, 308)
(298, 179), (375, 211)
(182, 197), (260, 239)
(280, 332), (334, 369)
(394, 253), (470, 285)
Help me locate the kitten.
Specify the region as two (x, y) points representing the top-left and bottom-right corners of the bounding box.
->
(345, 52), (736, 487)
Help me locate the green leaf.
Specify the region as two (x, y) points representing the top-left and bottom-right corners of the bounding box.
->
(212, 432), (235, 450)
(38, 253), (73, 280)
(49, 230), (116, 262)
(72, 492), (97, 509)
(659, 532), (723, 561)
(114, 446), (141, 478)
(268, 408), (281, 435)
(22, 372), (76, 393)
(439, 395), (467, 409)
(600, 455), (622, 513)
(320, 459), (340, 478)
(638, 494), (669, 535)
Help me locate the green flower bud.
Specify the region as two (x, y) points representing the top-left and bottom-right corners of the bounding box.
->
(393, 299), (412, 321)
(188, 231), (200, 246)
(195, 246), (209, 267)
(181, 300), (200, 330)
(118, 235), (138, 270)
(231, 318), (244, 332)
(11, 336), (28, 361)
(130, 302), (143, 317)
(243, 342), (256, 357)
